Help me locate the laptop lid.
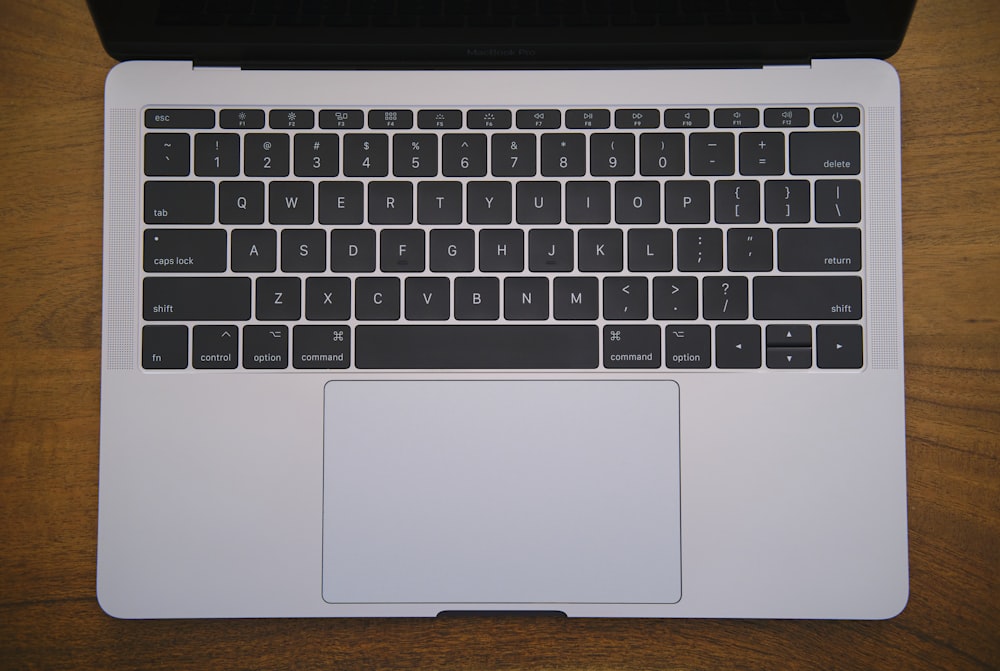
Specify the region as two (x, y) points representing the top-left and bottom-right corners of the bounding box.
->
(87, 0), (916, 67)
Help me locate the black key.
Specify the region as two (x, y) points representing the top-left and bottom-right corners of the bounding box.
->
(442, 134), (487, 177)
(615, 109), (659, 129)
(393, 134), (438, 177)
(739, 132), (785, 176)
(418, 181), (462, 224)
(778, 228), (862, 272)
(142, 325), (188, 369)
(219, 181), (264, 224)
(664, 108), (709, 128)
(517, 109), (560, 129)
(604, 325), (661, 368)
(430, 229), (475, 272)
(516, 182), (561, 224)
(192, 325), (239, 369)
(330, 229), (375, 272)
(355, 325), (599, 369)
(528, 229), (574, 271)
(380, 229), (425, 272)
(454, 277), (500, 320)
(715, 325), (761, 369)
(628, 229), (673, 271)
(639, 133), (685, 176)
(467, 181), (513, 224)
(144, 133), (190, 176)
(767, 325), (812, 347)
(319, 109), (364, 129)
(765, 180), (810, 223)
(194, 133), (240, 176)
(231, 229), (276, 272)
(418, 109), (463, 129)
(144, 181), (214, 224)
(256, 277), (301, 320)
(144, 229), (226, 272)
(665, 181), (711, 224)
(566, 181), (611, 224)
(243, 325), (289, 369)
(689, 133), (735, 176)
(305, 277), (351, 320)
(343, 134), (389, 177)
(467, 109), (512, 129)
(355, 277), (401, 320)
(220, 109), (264, 129)
(817, 324), (864, 369)
(714, 108), (759, 128)
(578, 229), (623, 272)
(814, 107), (861, 128)
(703, 276), (749, 320)
(665, 324), (711, 369)
(654, 277), (698, 320)
(145, 109), (214, 129)
(767, 347), (812, 369)
(269, 181), (314, 225)
(753, 276), (863, 320)
(405, 277), (450, 320)
(541, 133), (586, 177)
(764, 107), (809, 128)
(491, 134), (536, 177)
(815, 180), (862, 223)
(616, 181), (660, 224)
(144, 277), (250, 321)
(789, 131), (861, 175)
(505, 277), (549, 320)
(565, 109), (610, 129)
(603, 277), (648, 320)
(270, 109), (314, 129)
(727, 228), (773, 272)
(677, 228), (723, 271)
(714, 180), (760, 224)
(368, 109), (413, 129)
(293, 325), (350, 369)
(590, 133), (635, 176)
(553, 277), (598, 320)
(294, 134), (339, 177)
(480, 230), (524, 272)
(244, 133), (290, 176)
(319, 181), (364, 224)
(281, 229), (326, 272)
(368, 182), (413, 225)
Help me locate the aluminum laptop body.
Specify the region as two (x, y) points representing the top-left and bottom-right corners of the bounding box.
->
(90, 1), (914, 619)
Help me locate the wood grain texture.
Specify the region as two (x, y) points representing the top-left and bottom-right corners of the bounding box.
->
(0, 1), (997, 669)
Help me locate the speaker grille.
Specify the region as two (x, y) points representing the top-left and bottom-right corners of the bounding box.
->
(865, 106), (902, 370)
(105, 109), (137, 370)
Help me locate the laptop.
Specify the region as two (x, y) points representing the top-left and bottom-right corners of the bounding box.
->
(89, 0), (915, 619)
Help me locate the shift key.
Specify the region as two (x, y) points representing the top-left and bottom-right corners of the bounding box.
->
(144, 277), (251, 321)
(753, 276), (862, 320)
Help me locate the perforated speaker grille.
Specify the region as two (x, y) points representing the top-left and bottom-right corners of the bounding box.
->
(865, 107), (902, 370)
(105, 109), (137, 370)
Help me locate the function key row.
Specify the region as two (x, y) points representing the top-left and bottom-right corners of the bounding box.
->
(144, 107), (862, 131)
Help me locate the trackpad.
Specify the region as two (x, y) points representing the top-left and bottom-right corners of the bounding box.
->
(322, 380), (681, 605)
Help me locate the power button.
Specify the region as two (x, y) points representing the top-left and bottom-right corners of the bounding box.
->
(815, 107), (861, 127)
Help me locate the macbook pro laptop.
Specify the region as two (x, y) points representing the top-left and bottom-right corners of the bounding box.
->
(89, 0), (914, 619)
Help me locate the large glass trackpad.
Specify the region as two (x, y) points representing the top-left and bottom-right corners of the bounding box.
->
(322, 380), (681, 605)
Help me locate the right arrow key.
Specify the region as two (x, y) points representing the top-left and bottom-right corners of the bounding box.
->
(817, 324), (864, 369)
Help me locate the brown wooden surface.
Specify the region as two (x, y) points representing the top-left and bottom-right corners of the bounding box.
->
(1, 1), (997, 669)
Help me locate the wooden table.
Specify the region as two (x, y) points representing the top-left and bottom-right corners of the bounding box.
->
(1, 1), (997, 668)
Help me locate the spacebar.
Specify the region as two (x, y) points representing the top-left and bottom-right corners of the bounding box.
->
(355, 325), (600, 369)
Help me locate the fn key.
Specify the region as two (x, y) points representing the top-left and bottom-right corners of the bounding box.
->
(142, 325), (188, 369)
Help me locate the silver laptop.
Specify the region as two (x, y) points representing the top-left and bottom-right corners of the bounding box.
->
(90, 0), (914, 618)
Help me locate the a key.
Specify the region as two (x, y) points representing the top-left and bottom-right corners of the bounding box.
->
(269, 181), (314, 224)
(615, 109), (659, 129)
(639, 133), (685, 176)
(528, 229), (574, 271)
(243, 325), (288, 369)
(653, 277), (698, 320)
(590, 134), (635, 176)
(753, 276), (863, 320)
(727, 228), (773, 272)
(504, 277), (549, 320)
(689, 132), (735, 176)
(467, 181), (513, 224)
(256, 277), (301, 320)
(789, 131), (861, 175)
(702, 276), (749, 320)
(430, 229), (474, 272)
(380, 230), (426, 272)
(714, 108), (759, 128)
(144, 133), (190, 176)
(405, 277), (450, 320)
(144, 229), (226, 273)
(292, 325), (350, 369)
(305, 277), (351, 320)
(343, 134), (388, 177)
(777, 228), (862, 271)
(393, 134), (438, 177)
(454, 277), (500, 320)
(231, 229), (276, 272)
(541, 133), (586, 177)
(516, 182), (561, 224)
(354, 325), (598, 368)
(368, 182), (413, 225)
(281, 229), (326, 272)
(368, 109), (413, 129)
(145, 109), (214, 129)
(815, 179), (862, 223)
(270, 109), (314, 129)
(665, 181), (711, 224)
(192, 325), (239, 369)
(294, 134), (340, 177)
(517, 109), (560, 129)
(628, 229), (673, 272)
(244, 133), (290, 176)
(739, 132), (785, 176)
(765, 180), (810, 223)
(142, 325), (188, 369)
(715, 325), (761, 369)
(144, 181), (214, 224)
(578, 229), (623, 272)
(318, 181), (363, 225)
(665, 324), (711, 368)
(491, 134), (536, 177)
(219, 181), (264, 224)
(417, 181), (462, 224)
(566, 181), (611, 224)
(604, 325), (661, 368)
(194, 133), (240, 176)
(143, 277), (250, 321)
(603, 277), (648, 320)
(442, 134), (487, 177)
(676, 228), (723, 271)
(553, 277), (599, 320)
(816, 324), (864, 368)
(330, 229), (375, 272)
(616, 181), (660, 224)
(714, 180), (760, 224)
(355, 277), (401, 320)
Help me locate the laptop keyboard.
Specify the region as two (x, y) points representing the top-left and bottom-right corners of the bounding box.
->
(139, 105), (865, 371)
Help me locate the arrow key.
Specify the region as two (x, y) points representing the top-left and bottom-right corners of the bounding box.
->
(766, 346), (812, 369)
(817, 324), (863, 369)
(766, 324), (812, 347)
(715, 325), (761, 369)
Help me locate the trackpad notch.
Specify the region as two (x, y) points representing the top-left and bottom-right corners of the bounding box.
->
(322, 380), (681, 605)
